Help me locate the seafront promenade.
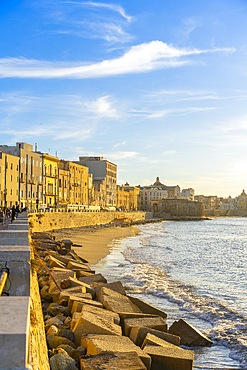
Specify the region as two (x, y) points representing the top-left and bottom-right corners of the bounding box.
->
(0, 212), (31, 369)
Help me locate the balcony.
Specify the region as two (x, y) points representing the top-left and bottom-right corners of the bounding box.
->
(45, 173), (57, 179)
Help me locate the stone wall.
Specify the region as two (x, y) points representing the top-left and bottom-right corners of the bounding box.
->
(28, 211), (149, 233)
(152, 199), (204, 219)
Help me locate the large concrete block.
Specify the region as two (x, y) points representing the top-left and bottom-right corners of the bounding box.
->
(78, 273), (107, 285)
(48, 256), (66, 268)
(130, 326), (180, 347)
(68, 277), (95, 296)
(68, 293), (93, 311)
(82, 334), (151, 369)
(142, 333), (182, 350)
(95, 280), (126, 299)
(72, 303), (120, 324)
(143, 345), (194, 370)
(101, 295), (142, 314)
(67, 260), (90, 271)
(0, 297), (30, 369)
(124, 316), (167, 337)
(80, 352), (147, 370)
(128, 296), (167, 319)
(50, 268), (76, 284)
(97, 286), (127, 303)
(168, 319), (213, 346)
(72, 310), (122, 345)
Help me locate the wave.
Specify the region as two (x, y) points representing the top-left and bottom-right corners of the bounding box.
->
(123, 262), (247, 367)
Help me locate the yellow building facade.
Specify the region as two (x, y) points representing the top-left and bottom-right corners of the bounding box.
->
(59, 160), (89, 206)
(0, 151), (19, 209)
(116, 185), (130, 211)
(43, 154), (60, 207)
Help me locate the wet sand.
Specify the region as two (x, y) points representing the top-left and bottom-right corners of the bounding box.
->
(50, 225), (140, 265)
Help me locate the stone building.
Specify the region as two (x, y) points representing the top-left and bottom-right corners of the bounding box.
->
(139, 177), (180, 211)
(76, 157), (117, 208)
(0, 150), (19, 209)
(42, 153), (60, 207)
(151, 198), (204, 218)
(123, 183), (140, 211)
(0, 142), (43, 210)
(58, 160), (89, 206)
(116, 185), (130, 211)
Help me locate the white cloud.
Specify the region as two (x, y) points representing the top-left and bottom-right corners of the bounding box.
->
(0, 41), (234, 79)
(85, 96), (118, 117)
(106, 151), (139, 160)
(219, 115), (247, 132)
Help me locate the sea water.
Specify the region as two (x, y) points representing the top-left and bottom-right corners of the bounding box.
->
(94, 218), (247, 369)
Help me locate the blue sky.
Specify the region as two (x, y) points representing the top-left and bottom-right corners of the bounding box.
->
(1, 0), (247, 197)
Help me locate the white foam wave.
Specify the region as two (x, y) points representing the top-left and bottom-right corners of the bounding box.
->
(127, 263), (247, 367)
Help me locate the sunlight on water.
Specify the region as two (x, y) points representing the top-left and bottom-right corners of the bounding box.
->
(94, 218), (247, 368)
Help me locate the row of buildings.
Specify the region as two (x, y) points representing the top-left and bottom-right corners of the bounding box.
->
(0, 142), (196, 213)
(0, 142), (141, 212)
(3, 141), (245, 216)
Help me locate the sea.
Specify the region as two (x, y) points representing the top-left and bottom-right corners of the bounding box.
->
(93, 217), (247, 369)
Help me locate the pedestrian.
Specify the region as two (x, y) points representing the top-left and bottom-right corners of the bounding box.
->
(11, 205), (16, 223)
(16, 204), (20, 218)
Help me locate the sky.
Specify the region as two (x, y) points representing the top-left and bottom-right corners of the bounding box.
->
(1, 0), (247, 197)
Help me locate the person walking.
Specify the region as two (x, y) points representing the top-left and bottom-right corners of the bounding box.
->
(11, 205), (16, 223)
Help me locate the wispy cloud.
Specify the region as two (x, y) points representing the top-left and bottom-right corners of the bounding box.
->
(181, 17), (202, 41)
(130, 106), (216, 119)
(40, 1), (133, 43)
(219, 115), (247, 132)
(0, 41), (234, 79)
(65, 1), (133, 23)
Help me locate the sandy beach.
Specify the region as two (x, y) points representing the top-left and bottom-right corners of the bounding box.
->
(50, 225), (140, 265)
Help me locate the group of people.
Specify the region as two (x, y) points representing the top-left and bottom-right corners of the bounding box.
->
(0, 204), (22, 223)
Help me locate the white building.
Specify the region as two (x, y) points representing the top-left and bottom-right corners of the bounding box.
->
(139, 177), (180, 211)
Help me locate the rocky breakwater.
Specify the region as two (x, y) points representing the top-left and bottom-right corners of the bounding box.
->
(32, 232), (212, 370)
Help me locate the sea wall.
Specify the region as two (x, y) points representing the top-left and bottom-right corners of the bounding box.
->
(151, 199), (204, 219)
(204, 209), (247, 217)
(28, 211), (150, 233)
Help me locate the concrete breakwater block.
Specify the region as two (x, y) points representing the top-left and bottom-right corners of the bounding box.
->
(50, 268), (76, 284)
(78, 273), (107, 284)
(128, 296), (167, 319)
(67, 260), (90, 271)
(130, 326), (181, 347)
(68, 277), (95, 296)
(123, 316), (168, 337)
(72, 310), (122, 345)
(72, 303), (120, 325)
(80, 352), (147, 370)
(68, 293), (93, 311)
(81, 334), (151, 369)
(101, 295), (143, 314)
(97, 286), (126, 300)
(142, 333), (182, 350)
(143, 344), (194, 370)
(94, 280), (127, 299)
(70, 297), (103, 314)
(168, 318), (213, 346)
